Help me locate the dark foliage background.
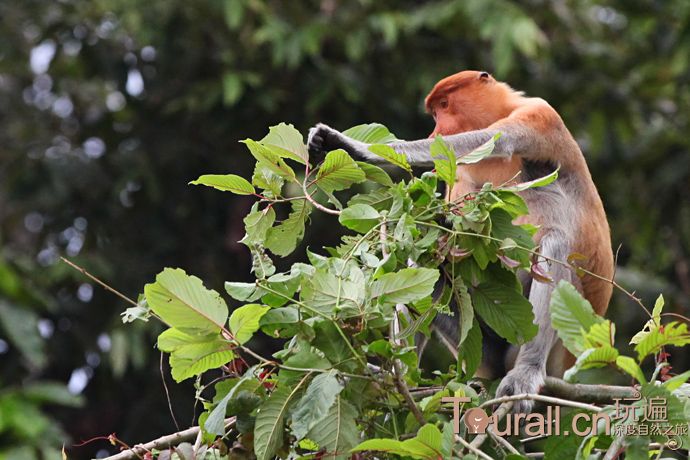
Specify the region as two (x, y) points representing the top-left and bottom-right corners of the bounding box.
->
(1, 1), (689, 458)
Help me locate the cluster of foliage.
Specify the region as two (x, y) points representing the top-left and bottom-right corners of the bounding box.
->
(127, 124), (690, 459)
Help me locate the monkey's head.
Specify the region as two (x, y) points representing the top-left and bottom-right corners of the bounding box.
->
(425, 70), (518, 136)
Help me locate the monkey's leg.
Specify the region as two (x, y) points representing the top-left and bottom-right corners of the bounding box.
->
(495, 230), (574, 413)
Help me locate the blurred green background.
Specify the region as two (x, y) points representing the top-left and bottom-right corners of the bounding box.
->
(1, 0), (689, 458)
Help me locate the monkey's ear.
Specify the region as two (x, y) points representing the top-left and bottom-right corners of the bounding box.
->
(479, 71), (491, 80)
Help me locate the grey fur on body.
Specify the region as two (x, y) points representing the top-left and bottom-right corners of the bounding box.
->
(308, 121), (582, 413)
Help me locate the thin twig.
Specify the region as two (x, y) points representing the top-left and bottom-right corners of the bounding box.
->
(456, 434), (494, 460)
(603, 436), (624, 460)
(489, 429), (521, 455)
(60, 257), (138, 307)
(160, 352), (180, 431)
(392, 360), (426, 426)
(301, 182), (341, 215)
(480, 393), (602, 413)
(470, 401), (513, 450)
(101, 417), (236, 460)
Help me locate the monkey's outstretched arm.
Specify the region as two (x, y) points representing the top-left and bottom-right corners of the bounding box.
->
(307, 105), (561, 166)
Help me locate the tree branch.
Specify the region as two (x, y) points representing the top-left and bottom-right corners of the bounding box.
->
(101, 417), (235, 460)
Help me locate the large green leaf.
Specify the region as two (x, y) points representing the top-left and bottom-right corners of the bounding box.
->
(352, 424), (443, 459)
(339, 203), (380, 233)
(549, 281), (604, 355)
(458, 133), (501, 164)
(458, 319), (483, 378)
(615, 356), (646, 384)
(473, 279), (537, 345)
(252, 164), (284, 197)
(500, 168), (559, 192)
(145, 268), (228, 334)
(291, 370), (345, 440)
(242, 139), (297, 181)
(563, 346), (619, 381)
(367, 144), (411, 172)
(265, 200), (311, 256)
(204, 367), (260, 435)
(254, 377), (310, 460)
(371, 268), (439, 306)
(431, 136), (457, 187)
(343, 123), (398, 143)
(157, 328), (234, 382)
(189, 174), (255, 195)
(314, 149), (366, 193)
(229, 304), (271, 344)
(261, 122), (308, 165)
(300, 270), (364, 317)
(241, 204), (276, 246)
(356, 161), (394, 186)
(306, 396), (359, 460)
(634, 321), (690, 361)
(452, 277), (474, 347)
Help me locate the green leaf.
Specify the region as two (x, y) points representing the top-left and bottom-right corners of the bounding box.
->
(280, 347), (332, 385)
(306, 396), (359, 460)
(367, 144), (411, 172)
(500, 168), (559, 192)
(314, 149), (366, 193)
(301, 270), (364, 317)
(563, 346), (619, 381)
(431, 136), (457, 187)
(189, 174), (255, 195)
(265, 200), (311, 256)
(157, 328), (234, 382)
(549, 280), (604, 355)
(242, 139), (297, 181)
(343, 123), (398, 143)
(473, 279), (537, 345)
(145, 268), (228, 334)
(662, 369), (690, 392)
(339, 204), (380, 233)
(224, 281), (262, 302)
(352, 424), (443, 459)
(254, 378), (310, 460)
(229, 304), (271, 344)
(241, 204), (276, 246)
(371, 268), (440, 306)
(458, 319), (483, 379)
(452, 277), (474, 347)
(630, 294), (664, 345)
(291, 370), (345, 440)
(458, 133), (501, 164)
(634, 321), (690, 361)
(312, 321), (354, 369)
(205, 367), (259, 435)
(615, 356), (646, 384)
(252, 164), (284, 197)
(261, 122), (308, 165)
(356, 161), (394, 186)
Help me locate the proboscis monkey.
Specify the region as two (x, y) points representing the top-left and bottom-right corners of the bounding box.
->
(307, 70), (614, 412)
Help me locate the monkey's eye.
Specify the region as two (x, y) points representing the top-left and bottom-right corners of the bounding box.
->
(479, 71), (490, 79)
(439, 99), (449, 109)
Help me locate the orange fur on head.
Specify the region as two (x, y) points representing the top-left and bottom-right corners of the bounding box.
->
(425, 70), (520, 135)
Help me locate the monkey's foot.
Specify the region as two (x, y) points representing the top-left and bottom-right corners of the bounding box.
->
(495, 365), (545, 413)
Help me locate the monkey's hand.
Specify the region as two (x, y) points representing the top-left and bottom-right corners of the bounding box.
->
(307, 123), (372, 163)
(495, 365), (545, 413)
